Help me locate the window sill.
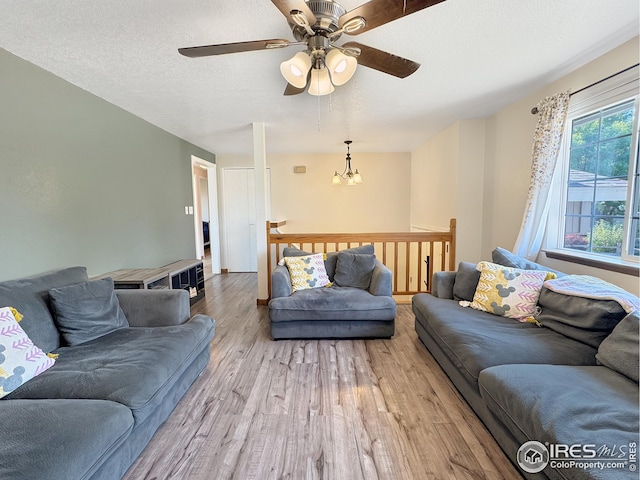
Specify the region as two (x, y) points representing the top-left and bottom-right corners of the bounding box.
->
(544, 249), (639, 277)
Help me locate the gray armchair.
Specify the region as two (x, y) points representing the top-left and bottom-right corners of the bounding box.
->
(268, 246), (396, 339)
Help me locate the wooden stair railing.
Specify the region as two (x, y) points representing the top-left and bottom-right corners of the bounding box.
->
(266, 218), (456, 300)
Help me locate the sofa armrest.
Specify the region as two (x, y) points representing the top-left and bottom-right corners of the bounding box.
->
(116, 289), (191, 327)
(369, 260), (393, 296)
(271, 265), (292, 299)
(432, 271), (456, 299)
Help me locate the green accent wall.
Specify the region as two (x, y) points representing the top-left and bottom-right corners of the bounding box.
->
(0, 48), (215, 281)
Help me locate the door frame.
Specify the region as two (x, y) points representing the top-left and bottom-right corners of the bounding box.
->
(191, 156), (221, 275)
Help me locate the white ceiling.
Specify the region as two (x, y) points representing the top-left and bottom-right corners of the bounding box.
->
(1, 1), (638, 155)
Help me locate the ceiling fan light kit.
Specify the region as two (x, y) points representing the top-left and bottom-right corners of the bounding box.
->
(280, 51), (312, 88)
(179, 0), (447, 96)
(325, 48), (357, 86)
(309, 67), (335, 96)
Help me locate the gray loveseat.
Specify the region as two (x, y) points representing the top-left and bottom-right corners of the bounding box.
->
(269, 245), (396, 339)
(412, 248), (639, 480)
(0, 266), (216, 480)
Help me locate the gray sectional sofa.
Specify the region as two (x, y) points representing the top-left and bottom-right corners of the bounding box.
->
(0, 266), (216, 480)
(412, 248), (639, 480)
(269, 245), (396, 339)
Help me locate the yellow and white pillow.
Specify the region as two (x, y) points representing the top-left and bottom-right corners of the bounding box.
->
(470, 261), (556, 320)
(0, 307), (55, 398)
(284, 253), (330, 292)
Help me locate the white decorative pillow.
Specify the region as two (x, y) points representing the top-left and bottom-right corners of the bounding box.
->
(0, 306), (55, 398)
(283, 253), (330, 292)
(470, 261), (554, 320)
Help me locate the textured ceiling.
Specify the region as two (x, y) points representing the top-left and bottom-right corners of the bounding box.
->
(1, 0), (638, 155)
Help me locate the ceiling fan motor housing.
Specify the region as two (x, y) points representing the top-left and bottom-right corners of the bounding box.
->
(291, 0), (347, 41)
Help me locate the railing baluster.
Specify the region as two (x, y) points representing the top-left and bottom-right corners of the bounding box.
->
(405, 241), (410, 292)
(393, 242), (399, 294)
(264, 219), (456, 299)
(418, 241), (423, 292)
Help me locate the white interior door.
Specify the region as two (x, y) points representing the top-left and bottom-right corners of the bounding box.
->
(223, 168), (257, 272)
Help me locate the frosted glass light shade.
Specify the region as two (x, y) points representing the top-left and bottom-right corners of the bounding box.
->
(280, 52), (312, 89)
(308, 67), (334, 96)
(325, 49), (357, 86)
(331, 172), (342, 185)
(353, 169), (362, 184)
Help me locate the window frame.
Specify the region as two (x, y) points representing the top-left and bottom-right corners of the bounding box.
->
(553, 66), (640, 265)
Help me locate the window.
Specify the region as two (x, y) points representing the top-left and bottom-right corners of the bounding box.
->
(558, 67), (639, 263)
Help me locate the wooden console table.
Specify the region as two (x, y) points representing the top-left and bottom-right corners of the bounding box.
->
(94, 268), (170, 290)
(95, 259), (205, 305)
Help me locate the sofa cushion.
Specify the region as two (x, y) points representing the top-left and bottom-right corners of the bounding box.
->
(597, 312), (640, 382)
(5, 315), (215, 424)
(537, 287), (627, 348)
(282, 245), (375, 280)
(325, 245), (374, 280)
(0, 307), (55, 398)
(491, 247), (565, 277)
(479, 365), (639, 479)
(283, 254), (330, 292)
(0, 267), (89, 353)
(282, 246), (311, 258)
(470, 261), (550, 320)
(333, 252), (376, 289)
(269, 286), (396, 322)
(452, 262), (481, 302)
(0, 398), (133, 480)
(49, 278), (129, 346)
(412, 294), (597, 388)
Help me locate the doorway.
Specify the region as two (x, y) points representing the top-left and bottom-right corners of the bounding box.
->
(191, 156), (221, 278)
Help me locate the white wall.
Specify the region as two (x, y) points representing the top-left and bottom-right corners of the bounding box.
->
(484, 37), (639, 292)
(484, 38), (639, 256)
(411, 123), (459, 229)
(411, 36), (639, 292)
(410, 119), (486, 262)
(215, 151), (411, 269)
(217, 151), (411, 234)
(269, 152), (411, 233)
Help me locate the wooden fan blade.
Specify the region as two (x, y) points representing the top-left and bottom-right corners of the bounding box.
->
(339, 0), (446, 34)
(344, 42), (420, 78)
(271, 0), (317, 24)
(284, 83), (306, 96)
(178, 39), (290, 58)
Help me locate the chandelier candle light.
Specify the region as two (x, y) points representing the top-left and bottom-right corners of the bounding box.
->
(332, 140), (362, 186)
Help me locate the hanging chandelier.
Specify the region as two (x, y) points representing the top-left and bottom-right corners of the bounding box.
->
(332, 140), (362, 186)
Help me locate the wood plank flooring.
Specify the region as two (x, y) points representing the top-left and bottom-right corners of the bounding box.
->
(122, 273), (521, 480)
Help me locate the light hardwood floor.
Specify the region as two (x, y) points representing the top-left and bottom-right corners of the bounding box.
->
(122, 273), (521, 480)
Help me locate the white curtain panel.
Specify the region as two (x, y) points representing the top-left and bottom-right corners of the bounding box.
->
(514, 91), (571, 259)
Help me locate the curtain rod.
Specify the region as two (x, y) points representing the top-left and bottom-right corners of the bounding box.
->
(530, 63), (639, 115)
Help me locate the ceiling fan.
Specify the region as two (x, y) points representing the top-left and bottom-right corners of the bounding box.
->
(178, 0), (446, 96)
